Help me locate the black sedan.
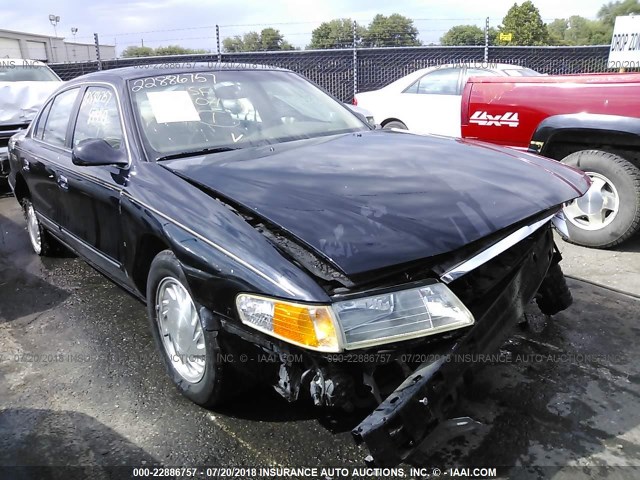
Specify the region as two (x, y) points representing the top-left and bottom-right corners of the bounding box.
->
(7, 63), (589, 466)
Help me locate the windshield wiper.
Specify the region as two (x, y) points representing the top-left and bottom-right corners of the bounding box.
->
(156, 147), (239, 161)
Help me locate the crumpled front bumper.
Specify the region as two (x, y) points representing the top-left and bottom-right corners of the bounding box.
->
(352, 226), (557, 466)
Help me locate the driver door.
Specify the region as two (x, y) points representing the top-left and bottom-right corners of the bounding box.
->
(57, 85), (130, 283)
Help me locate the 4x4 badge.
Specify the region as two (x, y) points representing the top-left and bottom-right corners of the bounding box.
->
(470, 111), (519, 127)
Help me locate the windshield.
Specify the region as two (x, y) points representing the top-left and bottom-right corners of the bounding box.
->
(0, 63), (60, 82)
(129, 69), (368, 159)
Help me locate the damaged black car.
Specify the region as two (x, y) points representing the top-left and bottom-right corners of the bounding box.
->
(7, 64), (590, 466)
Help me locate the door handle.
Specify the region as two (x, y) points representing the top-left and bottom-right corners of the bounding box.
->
(57, 174), (69, 190)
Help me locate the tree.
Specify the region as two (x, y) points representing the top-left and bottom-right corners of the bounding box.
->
(440, 25), (497, 46)
(496, 1), (549, 46)
(587, 19), (614, 44)
(222, 29), (294, 52)
(222, 36), (245, 53)
(564, 16), (605, 45)
(259, 28), (295, 51)
(308, 18), (364, 49)
(547, 19), (569, 45)
(155, 45), (207, 56)
(547, 15), (614, 45)
(121, 46), (154, 58)
(363, 13), (421, 47)
(598, 0), (640, 28)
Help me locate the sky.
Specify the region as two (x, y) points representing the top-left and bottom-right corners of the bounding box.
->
(2, 0), (609, 55)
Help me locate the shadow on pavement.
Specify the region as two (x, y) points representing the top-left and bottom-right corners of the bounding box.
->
(0, 408), (159, 479)
(0, 212), (70, 323)
(408, 279), (640, 474)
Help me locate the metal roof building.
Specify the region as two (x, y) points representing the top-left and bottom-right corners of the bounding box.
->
(0, 28), (115, 63)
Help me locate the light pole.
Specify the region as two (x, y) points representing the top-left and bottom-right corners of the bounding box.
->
(71, 27), (78, 61)
(48, 14), (60, 37)
(48, 14), (60, 62)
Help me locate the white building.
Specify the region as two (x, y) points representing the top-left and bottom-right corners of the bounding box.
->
(0, 28), (115, 63)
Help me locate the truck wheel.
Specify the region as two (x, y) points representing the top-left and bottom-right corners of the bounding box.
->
(146, 250), (232, 407)
(382, 120), (407, 130)
(560, 150), (640, 248)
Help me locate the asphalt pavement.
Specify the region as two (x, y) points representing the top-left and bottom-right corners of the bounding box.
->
(1, 194), (639, 480)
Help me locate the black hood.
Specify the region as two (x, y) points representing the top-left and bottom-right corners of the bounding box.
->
(162, 130), (589, 275)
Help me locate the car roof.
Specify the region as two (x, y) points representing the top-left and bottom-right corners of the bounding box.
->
(65, 62), (292, 84)
(410, 63), (529, 76)
(0, 58), (49, 67)
(382, 63), (532, 91)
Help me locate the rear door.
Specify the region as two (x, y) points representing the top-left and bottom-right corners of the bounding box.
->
(22, 87), (81, 227)
(395, 67), (463, 136)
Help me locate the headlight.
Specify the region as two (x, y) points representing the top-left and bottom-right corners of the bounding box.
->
(333, 283), (474, 349)
(237, 283), (474, 352)
(236, 294), (341, 352)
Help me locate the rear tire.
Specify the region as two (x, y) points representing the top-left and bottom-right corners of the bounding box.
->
(21, 198), (63, 256)
(382, 120), (407, 130)
(146, 250), (231, 408)
(560, 150), (640, 248)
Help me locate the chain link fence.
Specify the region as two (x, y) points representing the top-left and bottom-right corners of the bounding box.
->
(50, 45), (611, 102)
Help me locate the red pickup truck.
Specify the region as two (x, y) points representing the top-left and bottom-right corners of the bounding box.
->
(461, 73), (640, 248)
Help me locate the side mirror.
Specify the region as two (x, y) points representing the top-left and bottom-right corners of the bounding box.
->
(72, 139), (128, 167)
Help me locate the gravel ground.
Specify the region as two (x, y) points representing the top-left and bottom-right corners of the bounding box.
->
(1, 194), (639, 479)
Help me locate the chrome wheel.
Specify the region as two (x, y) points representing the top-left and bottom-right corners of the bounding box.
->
(155, 277), (206, 383)
(25, 202), (42, 255)
(564, 172), (620, 231)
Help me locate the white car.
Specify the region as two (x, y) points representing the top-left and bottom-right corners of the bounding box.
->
(354, 63), (539, 137)
(1, 59), (62, 180)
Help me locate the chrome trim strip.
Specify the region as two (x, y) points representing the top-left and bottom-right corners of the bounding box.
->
(121, 192), (296, 295)
(551, 211), (569, 238)
(440, 214), (555, 284)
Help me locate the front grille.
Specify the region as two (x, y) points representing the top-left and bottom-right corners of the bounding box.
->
(0, 123), (29, 132)
(0, 124), (29, 144)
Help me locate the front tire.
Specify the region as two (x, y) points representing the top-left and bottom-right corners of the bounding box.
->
(560, 150), (640, 248)
(146, 250), (228, 407)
